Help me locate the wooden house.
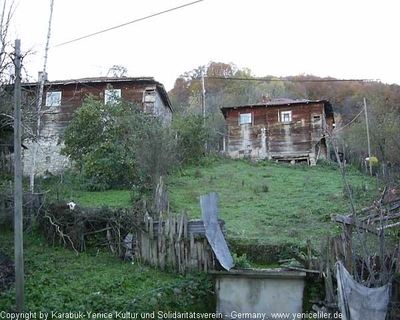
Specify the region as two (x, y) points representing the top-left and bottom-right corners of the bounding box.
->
(221, 99), (335, 164)
(21, 77), (173, 175)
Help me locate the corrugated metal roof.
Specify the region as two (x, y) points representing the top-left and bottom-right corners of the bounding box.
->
(151, 218), (226, 236)
(221, 98), (333, 118)
(22, 76), (173, 113)
(23, 76), (156, 86)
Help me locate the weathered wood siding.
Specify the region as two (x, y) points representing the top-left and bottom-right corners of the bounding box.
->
(21, 78), (173, 175)
(225, 107), (262, 157)
(223, 100), (333, 164)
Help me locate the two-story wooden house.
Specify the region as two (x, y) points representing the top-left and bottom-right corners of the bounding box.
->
(221, 99), (335, 164)
(22, 77), (173, 175)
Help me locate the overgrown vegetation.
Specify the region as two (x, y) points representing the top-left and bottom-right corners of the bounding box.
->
(0, 230), (214, 312)
(0, 156), (392, 311)
(60, 94), (209, 195)
(60, 93), (181, 191)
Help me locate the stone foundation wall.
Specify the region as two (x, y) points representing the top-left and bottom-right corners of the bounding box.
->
(22, 138), (72, 176)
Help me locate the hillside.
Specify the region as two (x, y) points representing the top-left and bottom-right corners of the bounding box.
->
(169, 65), (400, 168)
(35, 157), (379, 250)
(166, 158), (379, 248)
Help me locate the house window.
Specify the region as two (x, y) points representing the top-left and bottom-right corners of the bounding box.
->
(143, 88), (156, 113)
(45, 91), (62, 107)
(239, 113), (253, 125)
(281, 111), (292, 123)
(104, 88), (121, 105)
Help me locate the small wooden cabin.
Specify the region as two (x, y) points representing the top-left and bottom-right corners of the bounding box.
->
(21, 77), (173, 175)
(221, 99), (335, 164)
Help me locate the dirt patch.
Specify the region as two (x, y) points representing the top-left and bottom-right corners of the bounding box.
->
(0, 251), (14, 293)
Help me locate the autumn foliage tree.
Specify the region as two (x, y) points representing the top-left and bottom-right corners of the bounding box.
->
(169, 62), (400, 175)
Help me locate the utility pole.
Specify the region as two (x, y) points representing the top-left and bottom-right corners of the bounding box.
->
(364, 97), (372, 176)
(201, 69), (206, 126)
(201, 69), (207, 152)
(13, 38), (24, 312)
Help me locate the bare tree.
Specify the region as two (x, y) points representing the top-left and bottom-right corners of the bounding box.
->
(29, 0), (54, 192)
(0, 0), (15, 80)
(106, 65), (128, 78)
(0, 1), (19, 174)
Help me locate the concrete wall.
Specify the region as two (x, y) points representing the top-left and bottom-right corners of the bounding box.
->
(210, 269), (306, 320)
(22, 138), (71, 177)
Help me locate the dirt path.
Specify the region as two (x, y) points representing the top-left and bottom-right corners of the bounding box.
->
(0, 251), (14, 293)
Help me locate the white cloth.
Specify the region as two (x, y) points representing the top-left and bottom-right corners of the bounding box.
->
(336, 261), (390, 320)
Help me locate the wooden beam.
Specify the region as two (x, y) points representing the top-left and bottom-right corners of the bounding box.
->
(13, 39), (24, 312)
(332, 214), (378, 234)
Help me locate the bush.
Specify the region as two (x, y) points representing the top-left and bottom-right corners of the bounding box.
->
(61, 94), (180, 191)
(172, 114), (209, 165)
(233, 253), (252, 268)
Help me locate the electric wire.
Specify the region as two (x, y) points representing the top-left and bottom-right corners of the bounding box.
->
(53, 0), (204, 48)
(333, 106), (366, 133)
(202, 76), (379, 83)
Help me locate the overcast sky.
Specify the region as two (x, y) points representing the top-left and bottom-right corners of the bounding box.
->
(8, 0), (400, 91)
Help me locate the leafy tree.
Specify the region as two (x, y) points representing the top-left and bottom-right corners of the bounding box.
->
(61, 94), (139, 189)
(336, 82), (400, 169)
(134, 115), (180, 191)
(172, 114), (209, 165)
(61, 93), (181, 191)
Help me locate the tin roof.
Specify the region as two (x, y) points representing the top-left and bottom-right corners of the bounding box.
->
(220, 98), (333, 118)
(26, 76), (156, 86)
(22, 76), (173, 112)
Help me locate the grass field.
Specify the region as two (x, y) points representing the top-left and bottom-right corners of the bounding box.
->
(0, 157), (383, 311)
(34, 157), (379, 249)
(166, 158), (379, 247)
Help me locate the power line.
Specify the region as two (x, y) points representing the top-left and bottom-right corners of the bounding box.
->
(53, 0), (204, 48)
(334, 105), (365, 133)
(203, 76), (379, 83)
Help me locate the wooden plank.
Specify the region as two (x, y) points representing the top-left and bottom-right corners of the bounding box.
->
(176, 241), (180, 273)
(181, 241), (185, 274)
(183, 211), (188, 239)
(149, 217), (154, 240)
(343, 225), (353, 273)
(177, 214), (184, 242)
(158, 215), (165, 270)
(332, 214), (378, 234)
(204, 241), (209, 271)
(361, 211), (400, 223)
(189, 234), (197, 268)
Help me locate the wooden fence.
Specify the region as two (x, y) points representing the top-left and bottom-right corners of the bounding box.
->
(132, 212), (225, 274)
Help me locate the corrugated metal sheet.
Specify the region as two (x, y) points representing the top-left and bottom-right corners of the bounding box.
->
(151, 218), (225, 236)
(200, 192), (234, 271)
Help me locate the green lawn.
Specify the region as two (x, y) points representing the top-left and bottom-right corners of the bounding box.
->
(166, 158), (379, 247)
(37, 158), (379, 248)
(36, 175), (132, 207)
(34, 158), (380, 248)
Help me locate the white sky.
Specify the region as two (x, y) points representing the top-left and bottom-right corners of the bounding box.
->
(8, 0), (400, 91)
